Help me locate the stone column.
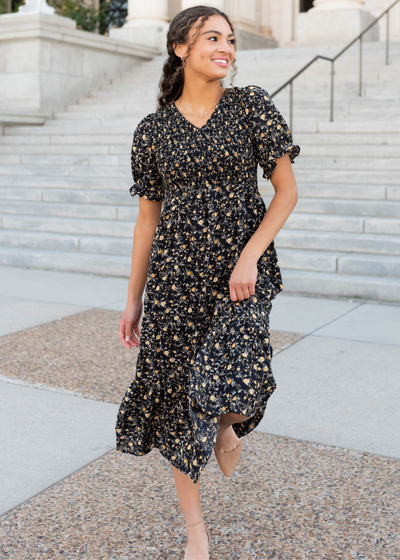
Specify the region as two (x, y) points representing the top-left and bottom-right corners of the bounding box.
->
(109, 0), (169, 52)
(17, 0), (55, 14)
(312, 0), (365, 8)
(297, 0), (379, 45)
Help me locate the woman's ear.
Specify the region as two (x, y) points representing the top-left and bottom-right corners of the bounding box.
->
(174, 44), (182, 59)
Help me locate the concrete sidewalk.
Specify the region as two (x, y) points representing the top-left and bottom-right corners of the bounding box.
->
(0, 264), (399, 559)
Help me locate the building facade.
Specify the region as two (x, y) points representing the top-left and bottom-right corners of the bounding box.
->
(108, 0), (400, 51)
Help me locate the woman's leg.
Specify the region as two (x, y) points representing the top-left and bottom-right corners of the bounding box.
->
(215, 412), (249, 452)
(171, 465), (209, 559)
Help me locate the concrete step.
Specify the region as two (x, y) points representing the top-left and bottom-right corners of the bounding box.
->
(2, 124), (138, 136)
(0, 135), (132, 145)
(294, 168), (399, 186)
(0, 164), (129, 178)
(0, 144), (111, 155)
(278, 248), (400, 277)
(293, 197), (400, 218)
(284, 212), (400, 235)
(294, 156), (400, 171)
(0, 176), (132, 190)
(281, 269), (400, 303)
(0, 187), (133, 205)
(0, 230), (133, 256)
(294, 132), (400, 145)
(289, 183), (390, 201)
(0, 246), (131, 276)
(0, 200), (137, 220)
(0, 214), (135, 237)
(276, 229), (400, 255)
(0, 154), (130, 166)
(318, 120), (400, 133)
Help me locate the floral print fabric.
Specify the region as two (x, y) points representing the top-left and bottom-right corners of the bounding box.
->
(115, 85), (300, 483)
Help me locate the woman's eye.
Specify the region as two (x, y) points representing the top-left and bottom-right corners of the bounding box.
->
(208, 36), (236, 45)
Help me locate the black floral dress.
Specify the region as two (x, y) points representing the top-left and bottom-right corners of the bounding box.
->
(115, 84), (300, 483)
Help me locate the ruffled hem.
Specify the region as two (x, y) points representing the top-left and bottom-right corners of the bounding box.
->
(262, 142), (301, 181)
(129, 182), (164, 201)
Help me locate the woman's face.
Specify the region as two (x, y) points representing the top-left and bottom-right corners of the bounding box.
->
(174, 14), (236, 81)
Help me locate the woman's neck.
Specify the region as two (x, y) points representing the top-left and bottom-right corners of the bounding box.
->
(178, 80), (223, 115)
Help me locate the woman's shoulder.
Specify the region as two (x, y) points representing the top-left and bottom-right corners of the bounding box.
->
(136, 103), (173, 133)
(230, 84), (271, 101)
(135, 111), (157, 134)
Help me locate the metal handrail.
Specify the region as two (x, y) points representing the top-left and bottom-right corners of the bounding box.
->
(271, 0), (400, 132)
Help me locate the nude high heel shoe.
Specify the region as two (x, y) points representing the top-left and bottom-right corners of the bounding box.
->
(214, 438), (243, 477)
(184, 518), (210, 560)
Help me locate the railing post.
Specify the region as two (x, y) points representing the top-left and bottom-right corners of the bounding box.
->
(330, 60), (334, 122)
(359, 35), (363, 96)
(386, 10), (390, 65)
(290, 80), (293, 133)
(271, 0), (400, 128)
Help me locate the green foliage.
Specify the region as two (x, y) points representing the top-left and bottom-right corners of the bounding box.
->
(98, 0), (127, 35)
(48, 0), (127, 34)
(0, 0), (127, 33)
(49, 0), (98, 31)
(12, 0), (25, 10)
(0, 0), (25, 15)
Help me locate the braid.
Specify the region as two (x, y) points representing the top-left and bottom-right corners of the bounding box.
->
(157, 6), (238, 110)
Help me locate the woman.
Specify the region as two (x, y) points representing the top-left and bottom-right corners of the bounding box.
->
(116, 5), (300, 559)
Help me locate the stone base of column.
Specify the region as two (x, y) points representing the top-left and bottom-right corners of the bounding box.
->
(234, 29), (278, 50)
(0, 12), (158, 115)
(109, 23), (170, 53)
(297, 8), (379, 46)
(109, 24), (278, 53)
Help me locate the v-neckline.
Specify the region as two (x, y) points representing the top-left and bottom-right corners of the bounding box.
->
(172, 87), (232, 131)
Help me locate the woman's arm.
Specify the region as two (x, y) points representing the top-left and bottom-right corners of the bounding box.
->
(119, 198), (162, 348)
(229, 153), (298, 302)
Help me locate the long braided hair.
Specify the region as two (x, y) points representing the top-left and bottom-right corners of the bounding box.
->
(157, 5), (238, 110)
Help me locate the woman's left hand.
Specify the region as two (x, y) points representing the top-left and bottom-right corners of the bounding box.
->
(229, 256), (258, 301)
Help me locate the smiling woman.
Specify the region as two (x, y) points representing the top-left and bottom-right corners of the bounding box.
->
(115, 5), (300, 560)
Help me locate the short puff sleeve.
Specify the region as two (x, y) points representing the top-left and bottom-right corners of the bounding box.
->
(245, 85), (300, 181)
(129, 113), (164, 201)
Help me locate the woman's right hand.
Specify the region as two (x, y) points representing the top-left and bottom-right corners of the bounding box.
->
(119, 301), (143, 349)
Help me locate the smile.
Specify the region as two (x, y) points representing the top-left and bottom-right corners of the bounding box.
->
(212, 59), (229, 67)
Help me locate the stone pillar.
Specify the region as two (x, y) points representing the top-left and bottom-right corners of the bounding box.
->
(18, 0), (55, 14)
(109, 0), (169, 52)
(297, 0), (379, 45)
(225, 0), (277, 49)
(181, 0), (224, 8)
(313, 0), (365, 8)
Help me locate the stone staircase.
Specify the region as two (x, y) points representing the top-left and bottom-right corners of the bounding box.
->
(1, 40), (400, 302)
